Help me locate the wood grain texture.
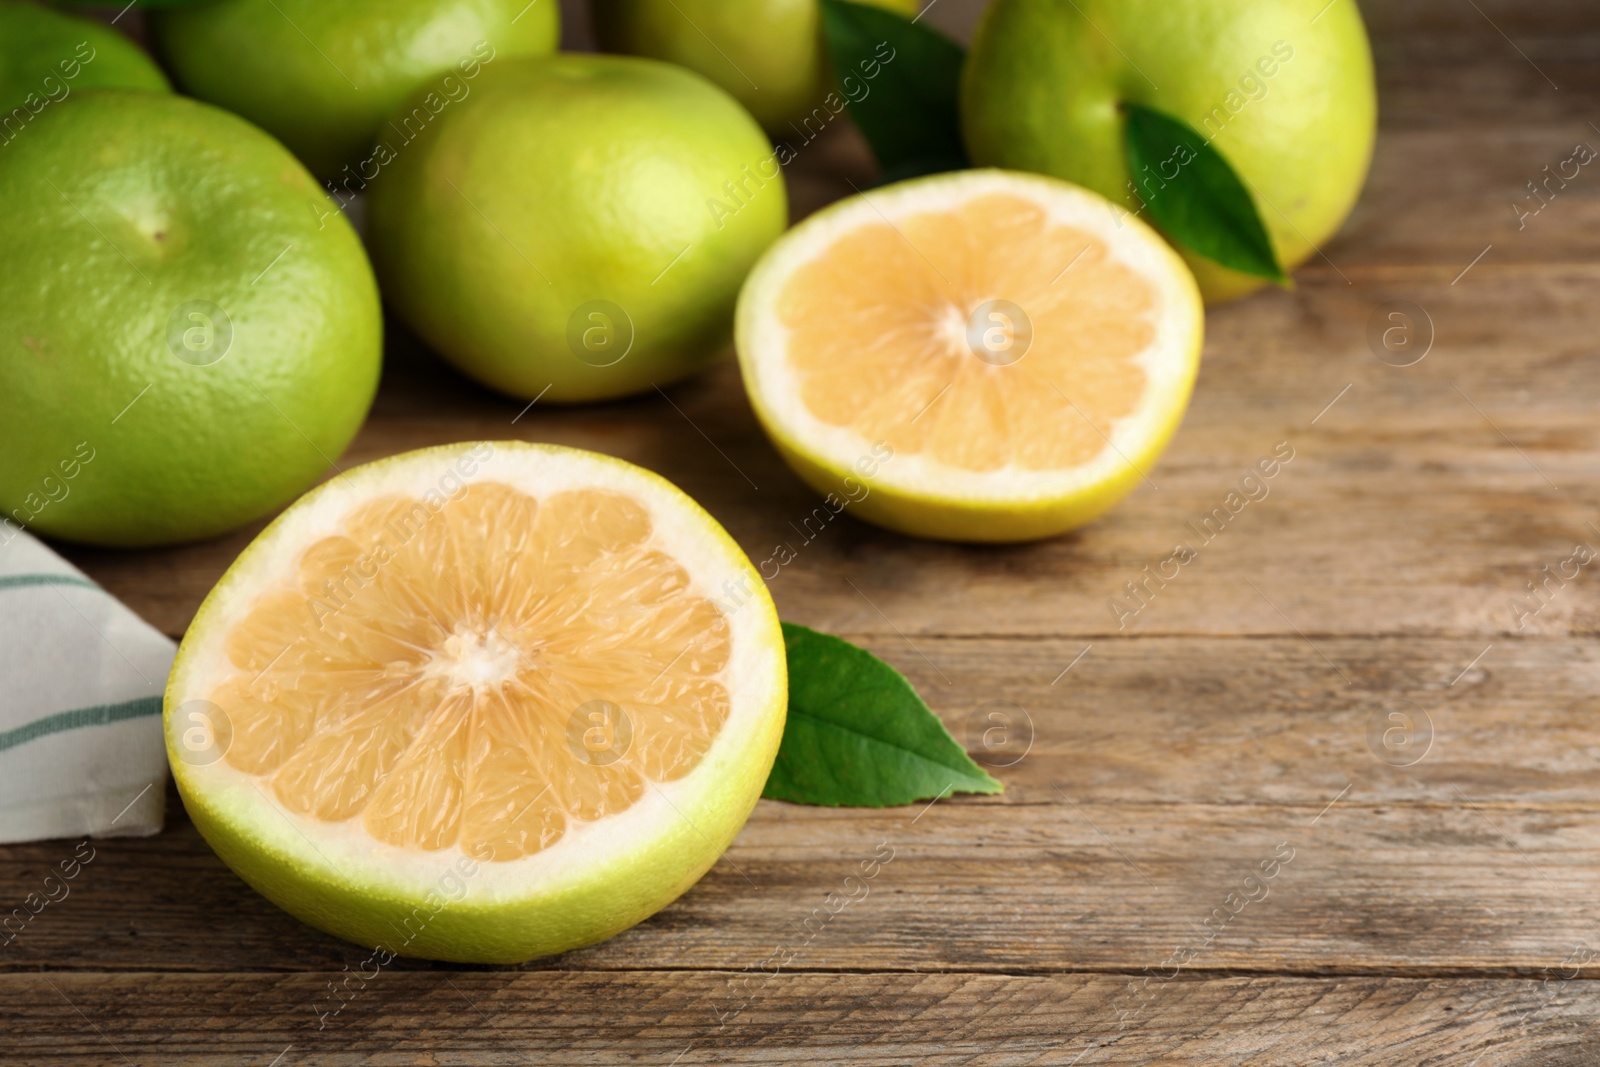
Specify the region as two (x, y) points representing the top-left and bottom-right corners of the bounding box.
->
(7, 971), (1600, 1066)
(5, 795), (1599, 976)
(10, 1), (1600, 1064)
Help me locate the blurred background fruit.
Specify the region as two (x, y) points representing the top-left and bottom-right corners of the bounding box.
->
(0, 0), (169, 120)
(0, 92), (382, 547)
(149, 0), (560, 181)
(591, 0), (919, 137)
(366, 53), (787, 404)
(961, 0), (1376, 303)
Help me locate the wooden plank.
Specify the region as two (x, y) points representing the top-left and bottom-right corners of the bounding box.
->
(1335, 129), (1600, 271)
(8, 632), (1600, 975)
(1373, 34), (1599, 130)
(5, 970), (1598, 1065)
(5, 743), (1600, 973)
(1373, 0), (1600, 35)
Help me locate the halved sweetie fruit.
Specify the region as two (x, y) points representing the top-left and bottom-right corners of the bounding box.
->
(735, 168), (1205, 542)
(165, 442), (786, 963)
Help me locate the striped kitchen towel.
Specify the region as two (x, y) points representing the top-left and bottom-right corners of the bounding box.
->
(0, 525), (174, 845)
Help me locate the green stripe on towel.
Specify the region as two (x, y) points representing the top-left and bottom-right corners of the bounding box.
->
(0, 696), (163, 754)
(0, 573), (101, 593)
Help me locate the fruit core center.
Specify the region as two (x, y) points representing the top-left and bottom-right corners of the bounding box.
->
(938, 302), (969, 355)
(429, 626), (525, 691)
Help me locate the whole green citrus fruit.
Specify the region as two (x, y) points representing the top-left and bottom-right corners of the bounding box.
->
(961, 0), (1376, 303)
(592, 0), (919, 137)
(366, 54), (787, 404)
(0, 0), (169, 129)
(150, 0), (559, 181)
(0, 91), (382, 547)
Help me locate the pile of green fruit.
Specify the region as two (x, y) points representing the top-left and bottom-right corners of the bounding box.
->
(0, 0), (1373, 549)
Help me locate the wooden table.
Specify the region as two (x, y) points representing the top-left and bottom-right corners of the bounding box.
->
(8, 1), (1600, 1062)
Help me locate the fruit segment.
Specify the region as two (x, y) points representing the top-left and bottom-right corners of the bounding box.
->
(213, 483), (731, 861)
(777, 193), (1155, 473)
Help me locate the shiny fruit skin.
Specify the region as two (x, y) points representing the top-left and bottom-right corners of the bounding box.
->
(366, 54), (787, 404)
(0, 92), (381, 547)
(592, 0), (919, 136)
(961, 0), (1376, 302)
(151, 0), (559, 180)
(0, 0), (169, 121)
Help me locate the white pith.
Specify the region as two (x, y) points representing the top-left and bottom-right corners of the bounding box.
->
(737, 169), (1204, 505)
(165, 442), (784, 905)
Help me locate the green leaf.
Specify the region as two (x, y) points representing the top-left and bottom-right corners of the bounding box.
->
(763, 622), (1001, 807)
(1122, 102), (1287, 283)
(817, 0), (968, 181)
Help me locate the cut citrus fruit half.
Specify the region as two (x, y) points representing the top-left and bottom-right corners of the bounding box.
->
(736, 168), (1204, 542)
(164, 442), (786, 963)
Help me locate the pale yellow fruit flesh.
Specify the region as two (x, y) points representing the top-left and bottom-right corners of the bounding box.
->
(779, 192), (1153, 474)
(211, 482), (733, 863)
